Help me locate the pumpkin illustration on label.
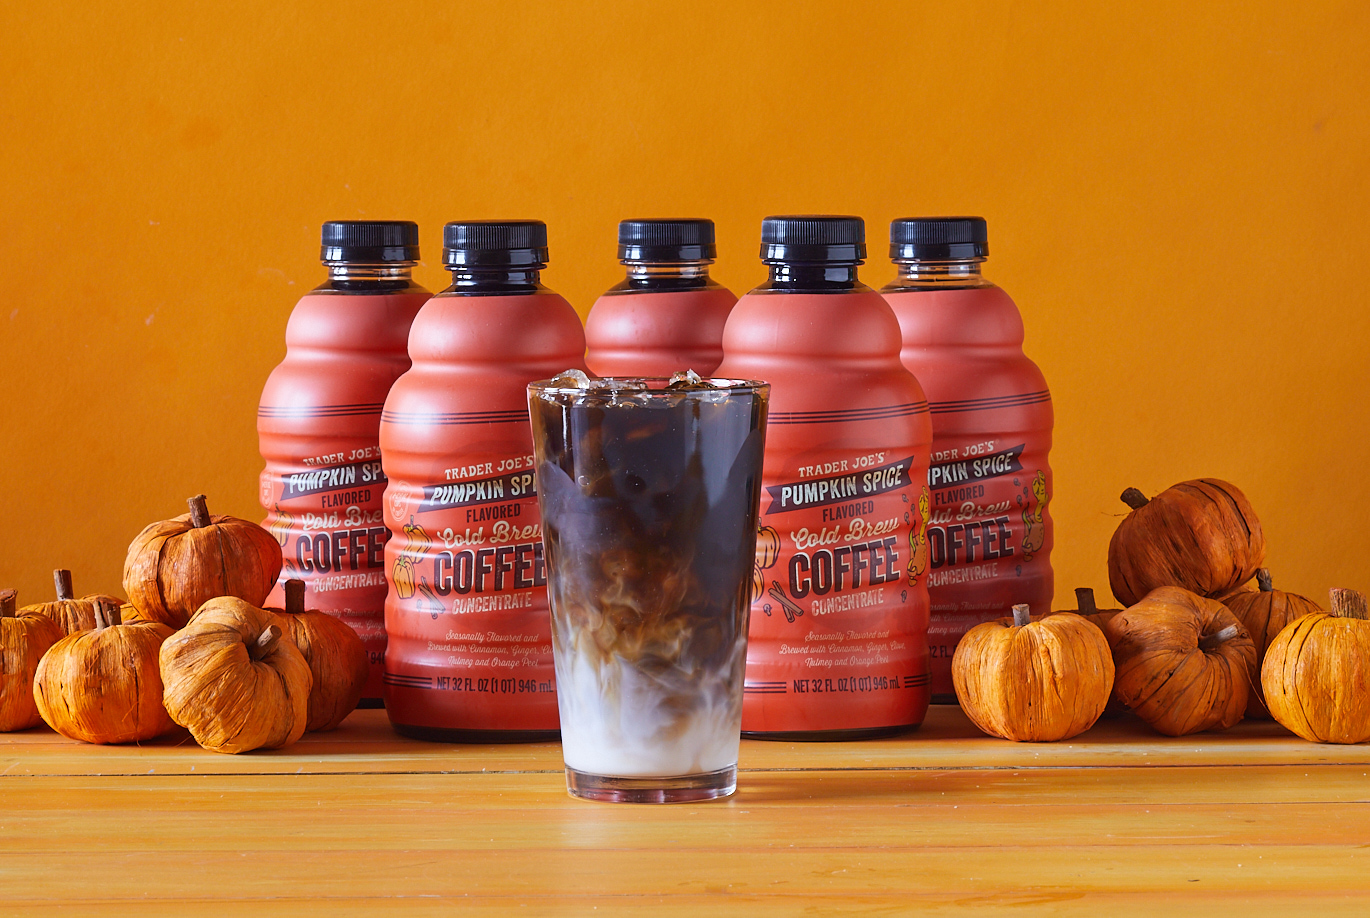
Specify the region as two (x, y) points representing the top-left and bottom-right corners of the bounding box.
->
(1021, 471), (1048, 562)
(391, 516), (429, 601)
(267, 504), (293, 549)
(907, 486), (930, 584)
(752, 525), (780, 603)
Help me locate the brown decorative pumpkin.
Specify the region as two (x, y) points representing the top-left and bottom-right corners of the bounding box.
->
(32, 599), (176, 744)
(159, 595), (311, 753)
(1224, 569), (1322, 719)
(1108, 479), (1265, 606)
(1057, 587), (1127, 716)
(123, 494), (283, 629)
(270, 580), (367, 732)
(1261, 588), (1370, 744)
(953, 604), (1114, 742)
(0, 590), (65, 731)
(23, 569), (123, 636)
(1105, 586), (1256, 736)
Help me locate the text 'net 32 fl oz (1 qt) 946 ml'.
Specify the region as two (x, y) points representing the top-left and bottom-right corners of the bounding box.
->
(257, 221), (431, 706)
(377, 221), (586, 741)
(715, 215), (934, 738)
(880, 217), (1053, 702)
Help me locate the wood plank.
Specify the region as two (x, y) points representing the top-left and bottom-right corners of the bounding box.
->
(2, 707), (1367, 777)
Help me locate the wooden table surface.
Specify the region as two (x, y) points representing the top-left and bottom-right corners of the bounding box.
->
(1, 705), (1367, 916)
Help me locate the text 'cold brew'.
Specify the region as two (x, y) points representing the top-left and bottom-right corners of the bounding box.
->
(379, 221), (587, 740)
(715, 215), (934, 738)
(258, 221), (431, 705)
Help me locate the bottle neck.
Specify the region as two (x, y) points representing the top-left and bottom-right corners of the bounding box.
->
(758, 263), (867, 293)
(442, 266), (545, 295)
(318, 262), (421, 293)
(611, 261), (715, 292)
(886, 258), (992, 290)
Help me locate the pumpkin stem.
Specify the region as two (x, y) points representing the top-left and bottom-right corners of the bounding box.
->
(1075, 587), (1097, 615)
(0, 590), (15, 618)
(1256, 569), (1273, 592)
(92, 599), (109, 630)
(1199, 624), (1241, 650)
(1329, 588), (1369, 621)
(284, 579), (306, 615)
(251, 624), (283, 660)
(1012, 604), (1031, 627)
(53, 569), (74, 601)
(188, 494), (212, 529)
(1120, 488), (1149, 510)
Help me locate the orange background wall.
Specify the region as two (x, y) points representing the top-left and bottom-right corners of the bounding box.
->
(2, 2), (1367, 608)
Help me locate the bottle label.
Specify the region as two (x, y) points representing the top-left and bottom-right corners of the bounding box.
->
(259, 442), (391, 695)
(924, 430), (1053, 695)
(743, 442), (930, 733)
(382, 449), (558, 730)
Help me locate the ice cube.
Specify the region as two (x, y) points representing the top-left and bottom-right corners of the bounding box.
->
(552, 369), (593, 388)
(666, 369), (704, 390)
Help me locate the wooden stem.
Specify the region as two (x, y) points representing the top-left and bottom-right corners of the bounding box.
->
(53, 569), (74, 601)
(108, 603), (123, 626)
(1120, 488), (1150, 510)
(188, 495), (212, 528)
(92, 600), (109, 631)
(1012, 604), (1031, 627)
(1329, 589), (1369, 621)
(1075, 587), (1097, 615)
(0, 590), (15, 618)
(1256, 569), (1273, 592)
(283, 579), (306, 616)
(1199, 624), (1241, 650)
(251, 624), (283, 660)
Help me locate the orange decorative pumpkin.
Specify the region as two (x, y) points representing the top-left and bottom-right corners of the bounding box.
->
(159, 595), (311, 753)
(0, 589), (64, 731)
(22, 570), (123, 636)
(1108, 479), (1265, 606)
(270, 580), (367, 732)
(123, 494), (283, 629)
(32, 600), (177, 744)
(1105, 586), (1256, 736)
(953, 604), (1114, 742)
(1261, 588), (1370, 744)
(1224, 569), (1322, 719)
(1057, 587), (1127, 716)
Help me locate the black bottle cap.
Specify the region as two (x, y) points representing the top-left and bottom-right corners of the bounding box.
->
(760, 215), (865, 264)
(320, 221), (420, 263)
(443, 221), (549, 268)
(890, 217), (988, 260)
(617, 219), (716, 262)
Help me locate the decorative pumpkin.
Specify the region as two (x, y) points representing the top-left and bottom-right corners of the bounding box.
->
(1057, 587), (1127, 716)
(953, 604), (1114, 742)
(159, 595), (311, 753)
(23, 569), (123, 636)
(1108, 479), (1265, 606)
(1261, 588), (1370, 744)
(0, 589), (64, 731)
(1105, 586), (1256, 736)
(123, 494), (283, 629)
(1224, 569), (1322, 719)
(32, 599), (176, 744)
(270, 580), (367, 732)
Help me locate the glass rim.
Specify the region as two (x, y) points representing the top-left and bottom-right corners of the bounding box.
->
(528, 376), (770, 397)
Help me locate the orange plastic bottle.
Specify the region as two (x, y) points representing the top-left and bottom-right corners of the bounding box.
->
(584, 219), (736, 376)
(880, 217), (1053, 702)
(258, 221), (430, 706)
(715, 216), (933, 738)
(379, 221), (586, 741)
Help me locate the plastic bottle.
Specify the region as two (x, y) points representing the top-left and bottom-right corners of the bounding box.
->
(880, 217), (1053, 702)
(379, 220), (586, 741)
(258, 220), (430, 706)
(714, 215), (933, 738)
(584, 218), (737, 377)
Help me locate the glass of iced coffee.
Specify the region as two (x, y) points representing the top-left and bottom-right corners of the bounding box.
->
(528, 371), (769, 803)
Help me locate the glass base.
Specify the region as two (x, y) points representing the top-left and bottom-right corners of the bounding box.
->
(565, 765), (737, 803)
